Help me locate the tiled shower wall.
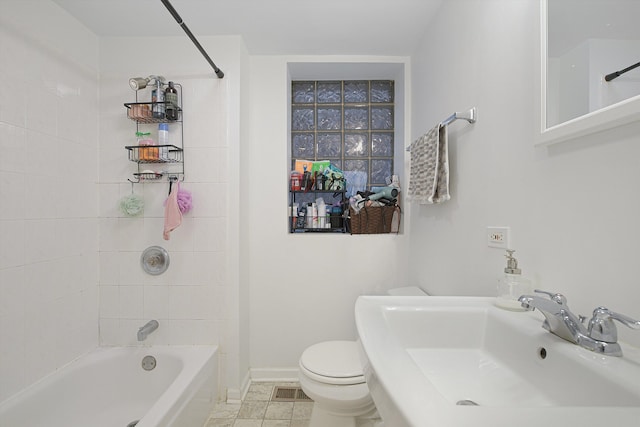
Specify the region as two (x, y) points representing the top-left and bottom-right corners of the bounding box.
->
(97, 37), (237, 393)
(0, 2), (100, 402)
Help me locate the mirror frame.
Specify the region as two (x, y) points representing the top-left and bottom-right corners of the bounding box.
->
(537, 0), (640, 146)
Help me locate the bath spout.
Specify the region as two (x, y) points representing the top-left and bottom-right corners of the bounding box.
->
(137, 320), (159, 341)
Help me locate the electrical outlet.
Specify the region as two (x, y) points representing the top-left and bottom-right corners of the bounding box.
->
(487, 226), (510, 249)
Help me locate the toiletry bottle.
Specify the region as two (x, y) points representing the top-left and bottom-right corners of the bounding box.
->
(158, 123), (169, 161)
(495, 249), (533, 311)
(311, 202), (318, 229)
(152, 81), (166, 119)
(297, 206), (307, 229)
(292, 203), (299, 230)
(306, 203), (313, 228)
(164, 81), (179, 121)
(137, 131), (155, 161)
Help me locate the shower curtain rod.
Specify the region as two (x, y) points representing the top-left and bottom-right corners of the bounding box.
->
(605, 60), (640, 82)
(160, 0), (225, 79)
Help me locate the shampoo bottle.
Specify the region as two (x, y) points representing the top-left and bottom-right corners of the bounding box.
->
(495, 249), (533, 311)
(164, 81), (179, 121)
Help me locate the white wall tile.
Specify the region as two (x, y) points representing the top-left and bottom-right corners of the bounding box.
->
(118, 285), (143, 319)
(0, 266), (25, 318)
(187, 147), (220, 183)
(118, 318), (145, 346)
(99, 318), (120, 345)
(24, 173), (57, 220)
(143, 285), (169, 320)
(0, 219), (25, 269)
(99, 285), (119, 318)
(0, 171), (25, 220)
(0, 313), (26, 402)
(142, 184), (169, 219)
(0, 73), (27, 128)
(23, 219), (57, 264)
(115, 218), (147, 251)
(167, 319), (218, 345)
(200, 218), (229, 252)
(100, 183), (120, 218)
(162, 251), (196, 286)
(0, 1), (100, 399)
(0, 122), (26, 173)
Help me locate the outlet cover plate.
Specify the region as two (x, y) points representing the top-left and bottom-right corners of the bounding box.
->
(487, 226), (510, 249)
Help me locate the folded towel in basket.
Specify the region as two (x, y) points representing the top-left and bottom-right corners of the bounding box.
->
(408, 124), (450, 204)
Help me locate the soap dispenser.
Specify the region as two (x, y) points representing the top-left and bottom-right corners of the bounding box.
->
(495, 249), (533, 311)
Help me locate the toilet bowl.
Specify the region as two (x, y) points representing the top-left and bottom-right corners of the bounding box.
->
(298, 286), (426, 427)
(299, 340), (375, 427)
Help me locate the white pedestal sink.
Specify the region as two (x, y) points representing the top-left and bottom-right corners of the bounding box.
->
(355, 296), (640, 427)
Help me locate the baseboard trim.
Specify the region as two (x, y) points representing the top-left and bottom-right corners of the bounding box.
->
(250, 367), (299, 382)
(226, 370), (251, 404)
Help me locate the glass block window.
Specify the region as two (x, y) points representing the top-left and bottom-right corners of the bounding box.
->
(291, 80), (394, 189)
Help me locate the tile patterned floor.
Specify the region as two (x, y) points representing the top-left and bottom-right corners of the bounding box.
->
(204, 382), (312, 427)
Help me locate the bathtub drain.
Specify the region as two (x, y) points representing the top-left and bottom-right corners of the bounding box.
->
(141, 355), (157, 371)
(126, 421), (139, 427)
(456, 399), (479, 406)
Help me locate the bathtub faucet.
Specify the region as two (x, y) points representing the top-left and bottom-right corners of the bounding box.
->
(137, 320), (159, 341)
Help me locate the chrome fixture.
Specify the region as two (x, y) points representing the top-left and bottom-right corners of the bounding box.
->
(519, 290), (640, 357)
(128, 75), (165, 91)
(137, 320), (159, 341)
(406, 107), (476, 152)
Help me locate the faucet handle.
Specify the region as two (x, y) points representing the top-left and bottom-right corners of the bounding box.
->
(534, 289), (567, 305)
(588, 307), (640, 343)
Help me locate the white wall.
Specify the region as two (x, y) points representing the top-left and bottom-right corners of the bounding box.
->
(409, 0), (640, 348)
(247, 56), (412, 377)
(0, 0), (99, 402)
(97, 35), (247, 398)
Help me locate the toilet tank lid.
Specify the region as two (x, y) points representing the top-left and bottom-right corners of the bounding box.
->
(300, 341), (363, 379)
(387, 286), (428, 296)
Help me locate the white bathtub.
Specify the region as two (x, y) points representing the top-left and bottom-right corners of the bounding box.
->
(0, 345), (218, 427)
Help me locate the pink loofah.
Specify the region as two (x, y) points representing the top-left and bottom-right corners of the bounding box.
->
(176, 184), (193, 214)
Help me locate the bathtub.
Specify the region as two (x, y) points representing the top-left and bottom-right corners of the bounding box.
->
(0, 345), (218, 427)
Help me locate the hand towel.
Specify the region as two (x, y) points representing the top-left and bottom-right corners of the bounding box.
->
(163, 182), (183, 240)
(408, 124), (450, 204)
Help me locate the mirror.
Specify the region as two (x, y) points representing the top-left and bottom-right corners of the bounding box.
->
(539, 0), (640, 145)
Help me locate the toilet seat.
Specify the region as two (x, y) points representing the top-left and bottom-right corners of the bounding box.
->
(299, 341), (365, 385)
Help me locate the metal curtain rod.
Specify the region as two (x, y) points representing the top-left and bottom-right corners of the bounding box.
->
(605, 60), (640, 82)
(160, 0), (224, 79)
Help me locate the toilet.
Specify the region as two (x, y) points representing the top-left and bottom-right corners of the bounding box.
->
(298, 286), (427, 427)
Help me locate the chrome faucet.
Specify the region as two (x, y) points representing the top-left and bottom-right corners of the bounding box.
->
(137, 320), (159, 341)
(518, 290), (640, 357)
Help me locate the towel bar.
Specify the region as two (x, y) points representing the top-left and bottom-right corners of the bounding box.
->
(406, 107), (476, 152)
(441, 107), (476, 126)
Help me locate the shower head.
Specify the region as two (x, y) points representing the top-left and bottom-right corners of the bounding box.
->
(128, 75), (166, 90)
(129, 77), (149, 90)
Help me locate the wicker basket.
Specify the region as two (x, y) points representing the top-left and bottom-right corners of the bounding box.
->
(349, 205), (399, 234)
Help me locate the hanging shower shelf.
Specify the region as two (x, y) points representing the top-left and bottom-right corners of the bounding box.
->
(124, 82), (184, 183)
(133, 172), (164, 181)
(124, 101), (182, 123)
(125, 144), (184, 163)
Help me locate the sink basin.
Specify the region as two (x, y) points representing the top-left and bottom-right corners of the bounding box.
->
(355, 296), (640, 427)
